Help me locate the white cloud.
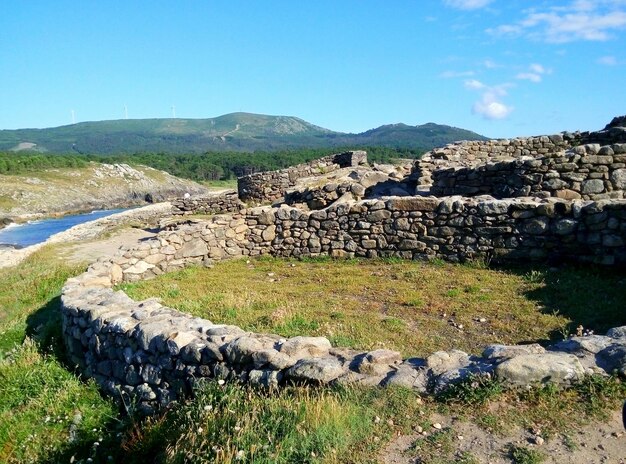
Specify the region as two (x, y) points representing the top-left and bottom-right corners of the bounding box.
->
(597, 55), (618, 65)
(529, 63), (546, 74)
(483, 59), (502, 69)
(464, 79), (486, 89)
(516, 72), (542, 82)
(473, 97), (514, 120)
(464, 81), (514, 120)
(440, 70), (476, 78)
(516, 63), (551, 83)
(487, 1), (626, 43)
(443, 0), (493, 10)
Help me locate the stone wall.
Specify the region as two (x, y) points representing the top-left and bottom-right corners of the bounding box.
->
(413, 134), (577, 193)
(431, 142), (626, 200)
(60, 194), (626, 414)
(171, 190), (244, 216)
(117, 196), (626, 281)
(237, 151), (367, 203)
(413, 122), (626, 194)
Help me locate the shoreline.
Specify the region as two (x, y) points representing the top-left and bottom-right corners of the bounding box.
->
(0, 202), (173, 269)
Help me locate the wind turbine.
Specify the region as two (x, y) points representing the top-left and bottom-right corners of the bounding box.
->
(71, 109), (76, 124)
(124, 104), (128, 119)
(171, 105), (176, 118)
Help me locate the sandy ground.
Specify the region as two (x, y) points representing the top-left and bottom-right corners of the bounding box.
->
(0, 202), (171, 269)
(380, 410), (625, 463)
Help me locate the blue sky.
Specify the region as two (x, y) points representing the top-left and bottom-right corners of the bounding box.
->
(1, 0), (625, 138)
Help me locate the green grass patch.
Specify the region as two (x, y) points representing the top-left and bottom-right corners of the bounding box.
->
(120, 257), (626, 357)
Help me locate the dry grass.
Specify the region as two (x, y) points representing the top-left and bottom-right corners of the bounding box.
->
(121, 256), (626, 357)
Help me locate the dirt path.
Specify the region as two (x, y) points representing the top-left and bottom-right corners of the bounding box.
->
(57, 227), (156, 266)
(380, 409), (625, 463)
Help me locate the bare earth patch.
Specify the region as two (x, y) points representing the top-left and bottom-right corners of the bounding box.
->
(381, 409), (625, 464)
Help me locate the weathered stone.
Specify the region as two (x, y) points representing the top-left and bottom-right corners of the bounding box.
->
(552, 218), (577, 235)
(261, 225), (276, 241)
(257, 210), (276, 225)
(224, 336), (277, 364)
(279, 336), (331, 359)
(383, 365), (429, 392)
(174, 240), (208, 259)
(109, 264), (124, 283)
(610, 169), (626, 190)
(367, 210), (392, 222)
(248, 369), (283, 389)
(166, 332), (198, 355)
(387, 197), (439, 211)
(123, 261), (155, 275)
(482, 343), (546, 360)
(286, 357), (345, 383)
(606, 326), (626, 339)
(136, 383), (157, 401)
(495, 353), (585, 385)
(581, 179), (605, 194)
(595, 345), (626, 376)
(356, 349), (402, 375)
(523, 217), (549, 235)
(427, 350), (470, 375)
(555, 189), (582, 200)
(144, 253), (166, 265)
(551, 335), (613, 354)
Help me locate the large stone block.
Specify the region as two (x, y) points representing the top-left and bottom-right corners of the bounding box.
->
(386, 197), (440, 212)
(174, 240), (208, 259)
(495, 353), (585, 385)
(286, 357), (345, 383)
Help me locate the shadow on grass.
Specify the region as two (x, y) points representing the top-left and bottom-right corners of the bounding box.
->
(21, 298), (164, 464)
(494, 262), (626, 341)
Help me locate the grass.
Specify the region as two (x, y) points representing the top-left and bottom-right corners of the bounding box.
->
(1, 249), (625, 463)
(508, 445), (545, 464)
(120, 257), (626, 357)
(0, 248), (121, 463)
(199, 179), (238, 190)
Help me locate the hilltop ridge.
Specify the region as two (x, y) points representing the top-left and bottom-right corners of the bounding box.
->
(0, 112), (487, 154)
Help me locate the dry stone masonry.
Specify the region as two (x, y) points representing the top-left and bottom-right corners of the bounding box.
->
(62, 194), (626, 414)
(431, 142), (626, 200)
(413, 121), (626, 194)
(171, 190), (244, 216)
(413, 134), (577, 194)
(61, 118), (626, 415)
(238, 150), (367, 203)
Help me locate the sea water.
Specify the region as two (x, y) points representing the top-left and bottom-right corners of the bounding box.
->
(0, 208), (130, 248)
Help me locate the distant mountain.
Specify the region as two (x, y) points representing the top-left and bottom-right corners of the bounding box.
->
(0, 112), (487, 154)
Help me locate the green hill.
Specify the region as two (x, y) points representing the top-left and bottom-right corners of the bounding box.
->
(0, 112), (486, 154)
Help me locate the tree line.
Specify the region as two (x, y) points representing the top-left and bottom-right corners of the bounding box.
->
(0, 147), (423, 181)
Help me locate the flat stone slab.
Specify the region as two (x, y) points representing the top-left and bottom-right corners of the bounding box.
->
(495, 353), (585, 386)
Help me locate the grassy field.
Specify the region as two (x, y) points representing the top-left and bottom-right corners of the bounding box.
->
(121, 256), (626, 357)
(1, 248), (625, 463)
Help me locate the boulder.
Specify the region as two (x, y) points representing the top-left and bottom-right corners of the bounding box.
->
(482, 343), (545, 360)
(595, 345), (626, 376)
(174, 240), (208, 259)
(355, 349), (402, 376)
(495, 353), (585, 385)
(286, 357), (345, 383)
(427, 350), (470, 375)
(279, 336), (331, 359)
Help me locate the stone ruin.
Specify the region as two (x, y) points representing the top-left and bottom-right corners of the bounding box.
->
(62, 119), (626, 415)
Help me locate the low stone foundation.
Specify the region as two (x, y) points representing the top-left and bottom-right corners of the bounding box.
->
(61, 194), (626, 415)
